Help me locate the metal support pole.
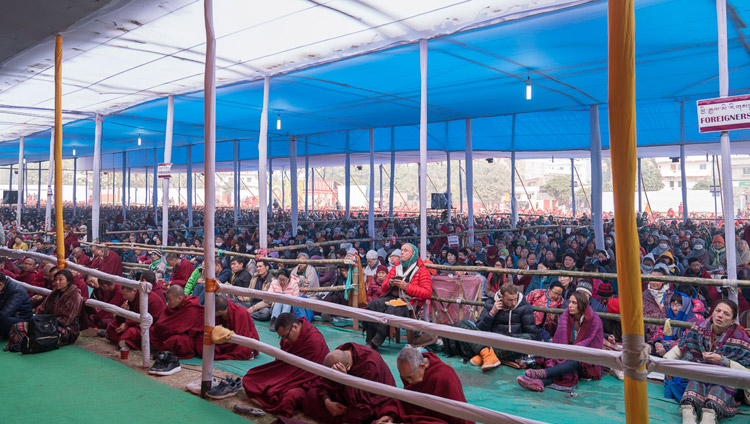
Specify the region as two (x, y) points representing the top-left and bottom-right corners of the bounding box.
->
(258, 76), (270, 249)
(389, 128), (395, 217)
(511, 152), (518, 228)
(16, 137), (24, 229)
(446, 152), (452, 224)
(419, 39), (428, 258)
(290, 137), (298, 236)
(304, 139), (309, 219)
(187, 145), (193, 227)
(590, 105), (604, 249)
(282, 167), (286, 211)
(8, 164), (12, 191)
(459, 160), (464, 215)
(234, 140), (239, 224)
(162, 95), (174, 246)
(45, 131), (53, 232)
(153, 148), (158, 225)
(570, 159), (577, 218)
(465, 120), (474, 244)
(637, 158), (642, 213)
(369, 128), (375, 237)
(345, 135), (351, 219)
(93, 116), (102, 241)
(716, 0), (738, 304)
(713, 155), (719, 223)
(37, 162), (41, 213)
(122, 153), (127, 220)
(269, 157), (273, 217)
(680, 144), (688, 223)
(379, 164), (384, 211)
(73, 157), (77, 217)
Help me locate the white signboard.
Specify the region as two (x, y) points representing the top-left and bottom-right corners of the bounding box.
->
(157, 163), (172, 179)
(697, 94), (750, 133)
(447, 235), (459, 247)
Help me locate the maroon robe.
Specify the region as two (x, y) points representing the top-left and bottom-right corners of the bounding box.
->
(301, 343), (396, 423)
(64, 233), (80, 258)
(106, 290), (166, 349)
(151, 295), (204, 359)
(215, 300), (259, 360)
(16, 269), (44, 297)
(377, 353), (473, 424)
(75, 253), (91, 268)
(88, 284), (126, 329)
(73, 275), (89, 300)
(242, 318), (329, 417)
(4, 258), (20, 275)
(97, 250), (123, 277)
(169, 259), (194, 288)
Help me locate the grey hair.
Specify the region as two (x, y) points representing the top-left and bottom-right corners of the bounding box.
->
(396, 346), (424, 371)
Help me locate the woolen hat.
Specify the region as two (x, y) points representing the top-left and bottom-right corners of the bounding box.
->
(576, 280), (594, 296)
(597, 283), (614, 298)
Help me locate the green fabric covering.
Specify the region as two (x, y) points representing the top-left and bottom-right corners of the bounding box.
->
(192, 323), (750, 423)
(0, 346), (249, 424)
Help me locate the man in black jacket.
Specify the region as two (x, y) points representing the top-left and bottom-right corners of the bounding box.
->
(446, 283), (539, 371)
(0, 274), (33, 339)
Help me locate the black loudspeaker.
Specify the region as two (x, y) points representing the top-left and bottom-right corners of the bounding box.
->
(431, 192), (450, 209)
(2, 191), (18, 204)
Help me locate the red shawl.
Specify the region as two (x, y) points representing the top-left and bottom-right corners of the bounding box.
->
(97, 250), (123, 277)
(169, 259), (194, 287)
(215, 300), (259, 360)
(151, 296), (204, 351)
(308, 343), (396, 423)
(84, 284), (125, 329)
(73, 275), (89, 300)
(242, 318), (329, 416)
(63, 233), (80, 258)
(75, 253), (91, 268)
(378, 353), (473, 424)
(115, 290), (166, 328)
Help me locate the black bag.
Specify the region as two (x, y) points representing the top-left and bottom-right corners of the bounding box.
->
(441, 320), (479, 360)
(21, 314), (60, 354)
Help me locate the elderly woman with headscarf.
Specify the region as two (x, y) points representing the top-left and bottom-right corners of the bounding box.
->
(665, 300), (750, 424)
(363, 243), (434, 350)
(736, 239), (750, 268)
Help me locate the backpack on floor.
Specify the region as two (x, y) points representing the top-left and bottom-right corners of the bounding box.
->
(21, 314), (60, 354)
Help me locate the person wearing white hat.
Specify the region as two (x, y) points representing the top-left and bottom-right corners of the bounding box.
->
(387, 249), (401, 271)
(364, 250), (380, 278)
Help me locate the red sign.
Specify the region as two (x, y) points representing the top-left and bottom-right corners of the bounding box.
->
(697, 94), (750, 133)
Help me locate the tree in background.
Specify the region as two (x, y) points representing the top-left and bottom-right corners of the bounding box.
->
(542, 175), (572, 203)
(692, 179), (712, 190)
(601, 158), (663, 191)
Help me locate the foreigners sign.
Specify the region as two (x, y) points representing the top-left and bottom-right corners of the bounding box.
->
(157, 163), (172, 179)
(697, 94), (750, 133)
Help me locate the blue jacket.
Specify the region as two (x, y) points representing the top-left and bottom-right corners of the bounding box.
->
(0, 278), (33, 320)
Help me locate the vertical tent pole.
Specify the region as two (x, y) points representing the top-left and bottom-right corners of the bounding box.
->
(153, 148), (158, 225)
(379, 164), (383, 211)
(162, 95), (174, 247)
(510, 114), (518, 228)
(446, 152), (452, 224)
(37, 163), (42, 213)
(609, 1), (650, 422)
(53, 35), (64, 268)
(16, 137), (24, 230)
(269, 157), (273, 217)
(716, 0), (738, 303)
(637, 158), (642, 213)
(259, 76), (270, 249)
(93, 116), (102, 241)
(46, 131), (54, 233)
(713, 155), (719, 224)
(290, 137), (299, 237)
(680, 101), (688, 224)
(419, 39), (428, 258)
(201, 0), (217, 397)
(304, 138), (309, 219)
(112, 167), (115, 206)
(85, 171), (89, 206)
(127, 167), (131, 211)
(187, 145), (193, 227)
(345, 133), (351, 220)
(122, 153), (127, 220)
(389, 128), (395, 218)
(8, 165), (12, 191)
(73, 156), (77, 217)
(234, 140), (239, 224)
(458, 159), (464, 216)
(369, 128), (375, 238)
(570, 158), (576, 218)
(590, 105), (604, 249)
(464, 120), (474, 245)
(282, 167), (286, 211)
(311, 165), (315, 215)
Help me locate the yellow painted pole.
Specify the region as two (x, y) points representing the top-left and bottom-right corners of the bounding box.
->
(54, 35), (65, 270)
(608, 2), (649, 422)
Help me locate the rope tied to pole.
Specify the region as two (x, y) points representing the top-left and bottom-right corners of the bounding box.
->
(619, 334), (651, 381)
(203, 325), (215, 346)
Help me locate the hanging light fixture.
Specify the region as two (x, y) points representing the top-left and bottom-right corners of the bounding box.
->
(72, 149), (76, 156)
(525, 76), (532, 100)
(138, 134), (142, 146)
(276, 114), (281, 130)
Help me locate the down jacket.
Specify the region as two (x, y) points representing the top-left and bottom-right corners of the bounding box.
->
(476, 291), (540, 340)
(0, 278), (33, 320)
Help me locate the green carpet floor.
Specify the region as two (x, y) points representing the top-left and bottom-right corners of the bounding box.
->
(186, 323), (750, 424)
(0, 345), (248, 424)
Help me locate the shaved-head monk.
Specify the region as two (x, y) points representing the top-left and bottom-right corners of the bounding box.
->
(150, 285), (204, 359)
(106, 280), (166, 351)
(165, 252), (194, 288)
(302, 343), (396, 423)
(70, 247), (91, 267)
(242, 313), (329, 417)
(214, 295), (259, 360)
(85, 275), (125, 331)
(93, 246), (123, 277)
(374, 347), (474, 424)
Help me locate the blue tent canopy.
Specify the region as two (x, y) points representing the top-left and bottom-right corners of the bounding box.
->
(2, 0), (749, 167)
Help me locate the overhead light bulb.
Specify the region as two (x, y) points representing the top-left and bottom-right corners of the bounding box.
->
(138, 135), (142, 146)
(525, 77), (532, 100)
(276, 114), (281, 130)
(72, 149), (76, 156)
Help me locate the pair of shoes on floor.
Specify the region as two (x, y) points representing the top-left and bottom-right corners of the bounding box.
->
(149, 351), (181, 376)
(470, 347), (501, 371)
(185, 377), (220, 395)
(96, 329), (107, 337)
(207, 377), (243, 399)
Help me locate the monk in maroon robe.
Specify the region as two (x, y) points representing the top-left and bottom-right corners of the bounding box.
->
(106, 284), (166, 349)
(71, 247), (91, 268)
(375, 348), (473, 424)
(302, 342), (396, 423)
(3, 258), (20, 275)
(85, 275), (125, 329)
(214, 296), (259, 360)
(63, 225), (80, 258)
(16, 258), (43, 288)
(94, 247), (123, 277)
(242, 314), (329, 417)
(71, 271), (89, 300)
(165, 253), (194, 288)
(151, 285), (204, 359)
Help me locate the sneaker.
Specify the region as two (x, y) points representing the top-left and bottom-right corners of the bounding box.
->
(207, 377), (242, 399)
(480, 347), (501, 371)
(96, 329), (106, 337)
(149, 351), (181, 376)
(517, 375), (544, 392)
(470, 355), (482, 366)
(186, 377), (220, 395)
